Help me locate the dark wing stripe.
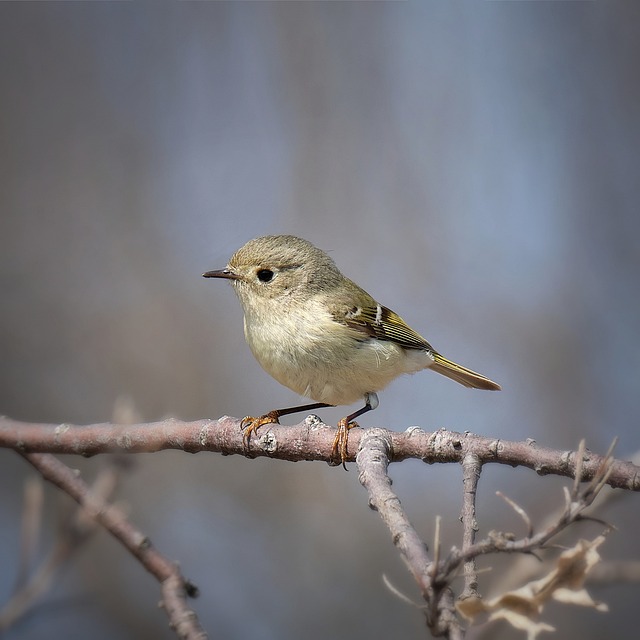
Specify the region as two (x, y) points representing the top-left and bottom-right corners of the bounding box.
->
(342, 304), (433, 351)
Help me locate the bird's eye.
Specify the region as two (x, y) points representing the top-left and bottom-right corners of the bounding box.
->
(257, 269), (275, 283)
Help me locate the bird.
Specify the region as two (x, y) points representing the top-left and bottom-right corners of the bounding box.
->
(203, 235), (500, 465)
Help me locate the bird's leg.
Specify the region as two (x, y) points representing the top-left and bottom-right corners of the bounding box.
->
(331, 392), (379, 468)
(241, 402), (334, 448)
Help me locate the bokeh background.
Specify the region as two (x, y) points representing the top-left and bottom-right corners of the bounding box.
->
(1, 3), (639, 639)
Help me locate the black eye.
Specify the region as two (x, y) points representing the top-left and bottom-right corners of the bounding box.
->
(257, 269), (275, 282)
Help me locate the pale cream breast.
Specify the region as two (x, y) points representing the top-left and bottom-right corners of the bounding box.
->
(242, 298), (433, 405)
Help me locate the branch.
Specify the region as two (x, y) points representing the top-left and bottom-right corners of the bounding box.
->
(1, 465), (119, 632)
(440, 440), (616, 581)
(16, 453), (206, 640)
(459, 453), (482, 599)
(356, 429), (462, 639)
(353, 432), (618, 637)
(2, 416), (639, 491)
(2, 416), (636, 638)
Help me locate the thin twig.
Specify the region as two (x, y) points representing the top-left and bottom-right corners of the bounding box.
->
(17, 453), (206, 640)
(2, 463), (119, 632)
(572, 439), (587, 496)
(0, 533), (74, 632)
(439, 448), (616, 581)
(432, 516), (442, 584)
(14, 476), (44, 590)
(496, 491), (533, 538)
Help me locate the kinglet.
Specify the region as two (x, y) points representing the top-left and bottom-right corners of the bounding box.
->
(204, 235), (500, 465)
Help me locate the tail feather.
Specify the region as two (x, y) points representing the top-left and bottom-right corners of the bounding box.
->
(430, 352), (501, 391)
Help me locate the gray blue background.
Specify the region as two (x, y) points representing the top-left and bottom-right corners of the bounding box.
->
(1, 3), (639, 639)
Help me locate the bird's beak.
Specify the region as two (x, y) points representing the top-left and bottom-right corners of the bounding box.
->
(202, 268), (241, 280)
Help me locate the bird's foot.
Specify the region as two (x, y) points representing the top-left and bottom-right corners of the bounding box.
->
(330, 417), (359, 469)
(240, 411), (281, 449)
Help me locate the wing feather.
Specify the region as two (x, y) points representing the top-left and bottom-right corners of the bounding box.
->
(340, 304), (434, 351)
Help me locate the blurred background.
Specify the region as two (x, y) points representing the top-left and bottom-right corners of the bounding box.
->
(1, 3), (639, 639)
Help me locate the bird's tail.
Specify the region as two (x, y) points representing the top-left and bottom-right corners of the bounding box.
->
(429, 352), (501, 391)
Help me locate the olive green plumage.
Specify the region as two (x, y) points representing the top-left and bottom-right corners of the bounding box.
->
(204, 235), (500, 409)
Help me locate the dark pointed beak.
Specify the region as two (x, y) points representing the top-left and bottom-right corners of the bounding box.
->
(202, 268), (241, 280)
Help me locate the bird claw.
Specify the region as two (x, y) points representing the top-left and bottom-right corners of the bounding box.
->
(330, 418), (359, 469)
(240, 410), (358, 469)
(240, 412), (280, 449)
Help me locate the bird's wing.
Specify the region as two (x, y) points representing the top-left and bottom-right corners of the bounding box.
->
(338, 303), (434, 352)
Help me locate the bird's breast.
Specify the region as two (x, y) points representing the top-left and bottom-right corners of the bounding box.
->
(241, 300), (431, 406)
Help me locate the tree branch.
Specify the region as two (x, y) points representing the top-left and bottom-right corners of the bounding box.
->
(1, 465), (119, 632)
(2, 416), (638, 638)
(459, 453), (482, 599)
(2, 416), (639, 491)
(439, 441), (616, 581)
(17, 453), (206, 640)
(356, 429), (462, 639)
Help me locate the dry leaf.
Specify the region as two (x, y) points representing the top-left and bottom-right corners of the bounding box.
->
(457, 535), (608, 639)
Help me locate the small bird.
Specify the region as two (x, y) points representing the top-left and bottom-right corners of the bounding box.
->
(204, 235), (500, 465)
